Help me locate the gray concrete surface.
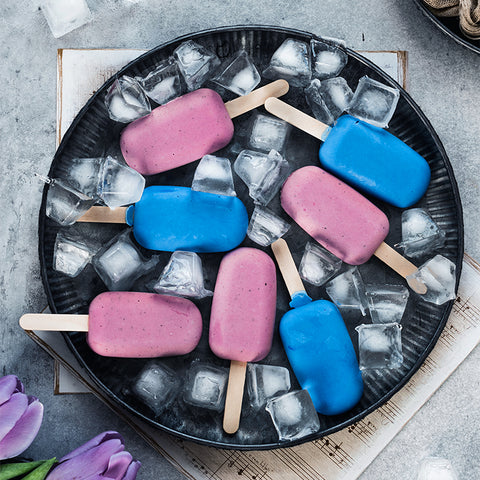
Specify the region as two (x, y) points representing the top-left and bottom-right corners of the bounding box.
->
(1, 0), (479, 478)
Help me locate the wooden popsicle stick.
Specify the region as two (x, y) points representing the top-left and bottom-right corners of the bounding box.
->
(77, 206), (128, 224)
(224, 79), (289, 119)
(223, 360), (247, 434)
(271, 238), (306, 299)
(374, 242), (427, 294)
(19, 314), (89, 332)
(264, 97), (330, 140)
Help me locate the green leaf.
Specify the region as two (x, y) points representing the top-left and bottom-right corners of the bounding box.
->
(0, 460), (45, 480)
(21, 458), (56, 480)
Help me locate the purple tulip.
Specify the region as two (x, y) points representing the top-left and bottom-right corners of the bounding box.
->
(0, 375), (44, 460)
(45, 431), (141, 480)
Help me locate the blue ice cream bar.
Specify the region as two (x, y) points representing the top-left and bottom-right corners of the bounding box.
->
(125, 186), (248, 252)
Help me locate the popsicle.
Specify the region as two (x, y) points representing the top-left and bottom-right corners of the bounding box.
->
(19, 292), (202, 358)
(77, 185), (249, 252)
(281, 166), (427, 294)
(120, 80), (290, 175)
(264, 97), (431, 208)
(271, 238), (363, 415)
(209, 247), (277, 433)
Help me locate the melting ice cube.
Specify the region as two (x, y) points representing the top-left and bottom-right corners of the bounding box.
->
(191, 155), (236, 196)
(356, 323), (403, 370)
(53, 232), (97, 277)
(347, 76), (400, 128)
(153, 251), (213, 299)
(263, 38), (312, 87)
(247, 364), (291, 409)
(60, 157), (103, 199)
(299, 242), (342, 286)
(417, 457), (459, 480)
(234, 149), (290, 205)
(247, 206), (290, 247)
(104, 75), (151, 123)
(318, 77), (353, 118)
(305, 79), (335, 125)
(366, 284), (409, 324)
(248, 113), (290, 153)
(311, 38), (348, 79)
(325, 267), (368, 316)
(40, 0), (92, 38)
(213, 50), (261, 96)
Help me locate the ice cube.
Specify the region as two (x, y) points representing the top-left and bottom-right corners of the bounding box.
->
(397, 208), (446, 258)
(406, 255), (456, 305)
(61, 157), (103, 199)
(137, 57), (183, 105)
(92, 230), (158, 291)
(97, 156), (145, 208)
(42, 176), (96, 226)
(40, 0), (92, 38)
(318, 77), (353, 119)
(153, 251), (213, 299)
(305, 79), (335, 125)
(104, 75), (151, 123)
(247, 206), (290, 246)
(173, 40), (221, 91)
(347, 76), (400, 128)
(247, 364), (291, 409)
(417, 457), (459, 480)
(213, 50), (261, 96)
(191, 155), (236, 196)
(311, 38), (348, 79)
(325, 267), (368, 316)
(266, 390), (320, 442)
(299, 242), (342, 286)
(356, 323), (403, 370)
(183, 363), (228, 411)
(263, 38), (312, 87)
(234, 149), (290, 205)
(53, 232), (97, 277)
(133, 363), (180, 416)
(366, 284), (409, 324)
(248, 113), (290, 153)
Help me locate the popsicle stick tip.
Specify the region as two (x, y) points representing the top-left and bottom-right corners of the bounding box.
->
(407, 276), (428, 295)
(264, 96), (283, 110)
(19, 314), (33, 330)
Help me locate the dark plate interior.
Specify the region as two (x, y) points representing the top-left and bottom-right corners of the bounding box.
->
(413, 0), (480, 54)
(39, 25), (463, 449)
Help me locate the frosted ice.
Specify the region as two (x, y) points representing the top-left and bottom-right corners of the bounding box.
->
(213, 50), (261, 96)
(234, 149), (290, 205)
(173, 40), (221, 91)
(356, 323), (403, 370)
(43, 177), (96, 226)
(191, 155), (236, 196)
(248, 113), (290, 153)
(266, 390), (320, 442)
(305, 79), (335, 125)
(311, 38), (348, 79)
(366, 284), (409, 324)
(183, 363), (228, 411)
(98, 156), (145, 207)
(263, 38), (312, 87)
(299, 242), (342, 286)
(406, 255), (456, 305)
(92, 230), (157, 291)
(247, 364), (291, 409)
(104, 75), (151, 123)
(417, 457), (459, 480)
(133, 363), (180, 416)
(318, 77), (353, 118)
(40, 0), (92, 38)
(137, 57), (183, 105)
(397, 208), (446, 258)
(153, 251), (213, 299)
(325, 267), (368, 316)
(347, 76), (400, 128)
(53, 233), (96, 277)
(247, 206), (290, 247)
(62, 157), (103, 198)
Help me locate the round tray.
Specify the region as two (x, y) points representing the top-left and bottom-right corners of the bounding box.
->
(414, 0), (480, 54)
(39, 25), (463, 449)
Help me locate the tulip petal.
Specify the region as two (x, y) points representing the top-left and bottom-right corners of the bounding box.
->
(59, 431), (124, 463)
(0, 397), (43, 460)
(0, 393), (29, 442)
(102, 451), (132, 479)
(0, 375), (23, 406)
(45, 439), (124, 480)
(123, 460), (141, 480)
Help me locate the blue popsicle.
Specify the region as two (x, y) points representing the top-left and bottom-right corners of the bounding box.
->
(271, 238), (363, 416)
(265, 98), (431, 209)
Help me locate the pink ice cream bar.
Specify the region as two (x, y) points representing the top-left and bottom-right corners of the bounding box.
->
(281, 166), (389, 265)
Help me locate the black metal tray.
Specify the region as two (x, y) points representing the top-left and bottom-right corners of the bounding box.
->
(39, 25), (463, 449)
